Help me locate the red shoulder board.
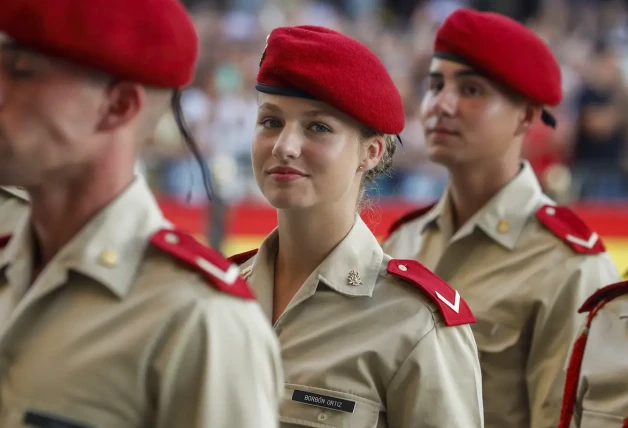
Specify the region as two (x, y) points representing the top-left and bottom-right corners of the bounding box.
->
(151, 229), (255, 300)
(228, 248), (258, 266)
(387, 203), (437, 238)
(536, 205), (605, 254)
(579, 280), (628, 313)
(387, 259), (475, 326)
(0, 235), (11, 248)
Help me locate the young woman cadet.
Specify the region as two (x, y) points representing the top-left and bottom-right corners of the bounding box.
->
(231, 25), (484, 428)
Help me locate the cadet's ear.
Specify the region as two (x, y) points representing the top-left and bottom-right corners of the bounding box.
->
(97, 81), (145, 132)
(515, 102), (540, 137)
(359, 135), (385, 172)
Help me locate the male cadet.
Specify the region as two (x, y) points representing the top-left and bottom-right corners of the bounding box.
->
(382, 9), (620, 428)
(0, 186), (28, 235)
(0, 0), (282, 427)
(558, 280), (628, 428)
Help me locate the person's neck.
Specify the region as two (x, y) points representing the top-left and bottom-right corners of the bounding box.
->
(28, 162), (135, 274)
(274, 198), (357, 296)
(448, 158), (521, 231)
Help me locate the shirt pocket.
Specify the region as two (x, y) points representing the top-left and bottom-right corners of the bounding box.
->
(280, 383), (381, 428)
(581, 409), (626, 428)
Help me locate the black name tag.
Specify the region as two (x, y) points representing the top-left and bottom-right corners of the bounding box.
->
(24, 410), (94, 428)
(292, 389), (356, 413)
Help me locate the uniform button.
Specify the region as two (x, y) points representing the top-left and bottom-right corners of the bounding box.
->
(398, 264), (408, 271)
(164, 233), (179, 244)
(497, 219), (510, 234)
(317, 412), (328, 422)
(98, 249), (118, 267)
(545, 207), (556, 216)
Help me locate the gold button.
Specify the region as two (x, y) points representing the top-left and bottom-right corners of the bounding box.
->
(98, 249), (118, 267)
(497, 219), (510, 234)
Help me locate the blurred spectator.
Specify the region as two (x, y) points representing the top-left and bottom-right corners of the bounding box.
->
(571, 40), (628, 201)
(141, 0), (628, 206)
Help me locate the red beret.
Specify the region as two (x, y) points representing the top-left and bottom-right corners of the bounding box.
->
(0, 0), (198, 88)
(434, 9), (562, 107)
(256, 26), (404, 135)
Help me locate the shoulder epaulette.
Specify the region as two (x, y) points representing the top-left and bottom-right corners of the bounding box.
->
(151, 229), (255, 300)
(579, 280), (628, 313)
(387, 259), (475, 326)
(386, 203), (437, 239)
(228, 248), (259, 266)
(535, 204), (605, 254)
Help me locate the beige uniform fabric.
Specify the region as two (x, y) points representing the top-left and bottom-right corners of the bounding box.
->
(239, 216), (484, 428)
(0, 178), (283, 428)
(383, 161), (620, 428)
(0, 187), (28, 236)
(572, 293), (628, 427)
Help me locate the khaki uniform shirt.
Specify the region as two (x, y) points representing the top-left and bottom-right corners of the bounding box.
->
(240, 216), (484, 428)
(383, 162), (620, 428)
(0, 178), (283, 428)
(0, 187), (28, 236)
(572, 293), (628, 427)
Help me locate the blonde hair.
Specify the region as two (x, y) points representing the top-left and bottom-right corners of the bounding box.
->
(358, 127), (398, 209)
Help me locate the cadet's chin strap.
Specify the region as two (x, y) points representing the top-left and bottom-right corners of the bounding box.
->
(171, 89), (217, 203)
(557, 301), (606, 428)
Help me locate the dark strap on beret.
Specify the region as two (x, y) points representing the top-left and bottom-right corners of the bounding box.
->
(255, 83), (317, 100)
(541, 109), (557, 128)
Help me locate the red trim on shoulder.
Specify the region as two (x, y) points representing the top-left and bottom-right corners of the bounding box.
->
(387, 259), (475, 326)
(0, 235), (11, 248)
(151, 229), (255, 300)
(386, 203), (437, 239)
(228, 248), (258, 266)
(579, 280), (628, 313)
(536, 204), (605, 254)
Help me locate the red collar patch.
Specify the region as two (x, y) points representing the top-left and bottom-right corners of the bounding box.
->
(228, 248), (259, 266)
(579, 280), (628, 313)
(387, 259), (475, 326)
(0, 235), (11, 248)
(387, 203), (437, 239)
(536, 205), (605, 254)
(151, 229), (255, 300)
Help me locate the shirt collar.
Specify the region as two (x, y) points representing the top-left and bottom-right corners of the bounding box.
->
(0, 177), (168, 298)
(248, 215), (383, 299)
(0, 186), (29, 202)
(427, 161), (547, 250)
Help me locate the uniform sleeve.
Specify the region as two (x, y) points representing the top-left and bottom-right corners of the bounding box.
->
(526, 254), (620, 428)
(386, 321), (484, 428)
(151, 296), (284, 428)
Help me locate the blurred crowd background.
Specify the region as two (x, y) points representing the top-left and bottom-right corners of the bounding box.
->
(140, 0), (628, 208)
